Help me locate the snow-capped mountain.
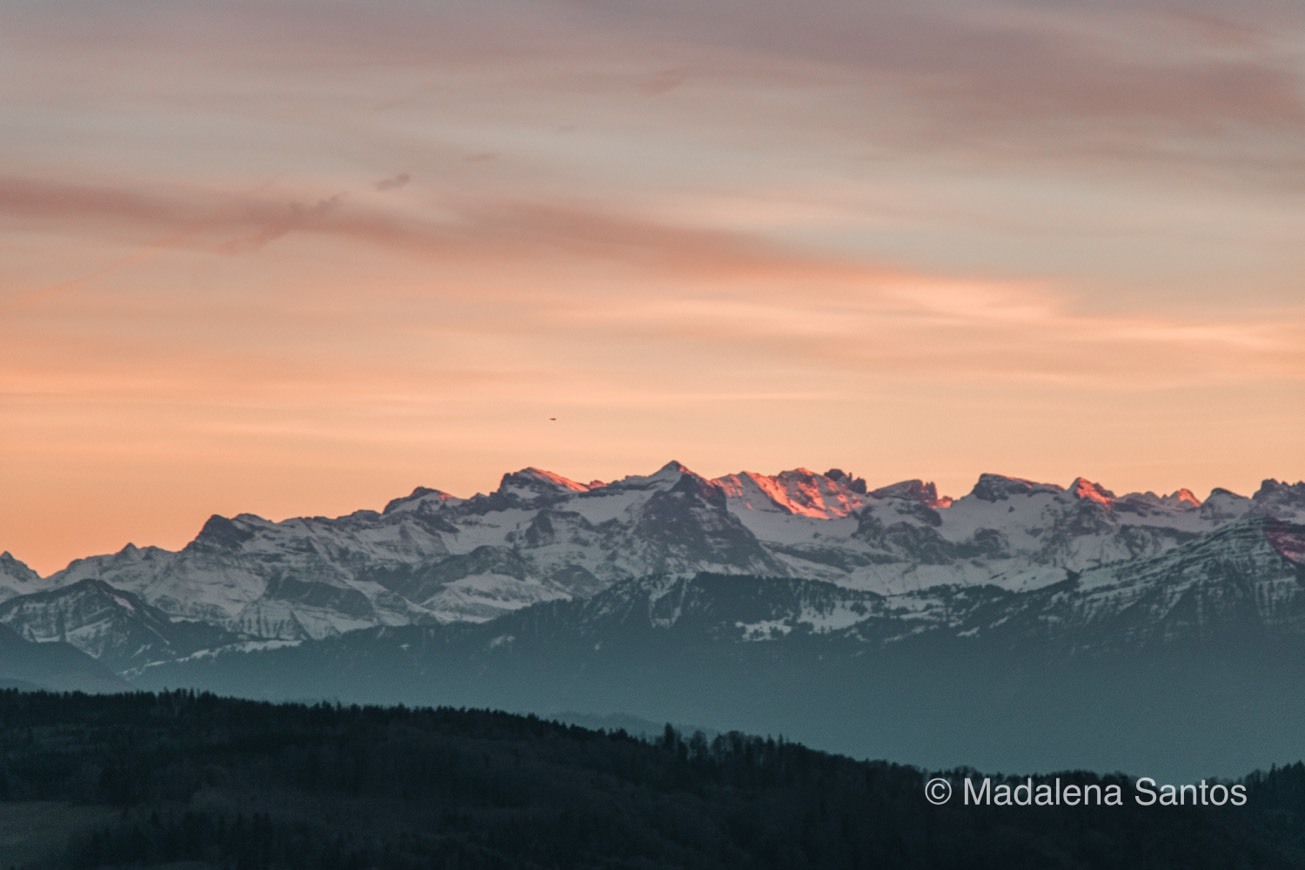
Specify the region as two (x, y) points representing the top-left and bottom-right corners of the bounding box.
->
(19, 464), (1304, 645)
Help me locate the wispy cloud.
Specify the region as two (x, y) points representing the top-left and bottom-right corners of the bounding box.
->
(217, 194), (345, 254)
(0, 175), (897, 285)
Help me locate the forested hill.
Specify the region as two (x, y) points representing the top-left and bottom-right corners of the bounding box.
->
(3, 691), (1305, 869)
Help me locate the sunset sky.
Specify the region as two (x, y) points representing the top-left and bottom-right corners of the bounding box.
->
(4, 0), (1304, 575)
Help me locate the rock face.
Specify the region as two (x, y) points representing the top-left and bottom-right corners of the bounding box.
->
(0, 579), (238, 674)
(12, 464), (1303, 645)
(0, 551), (39, 601)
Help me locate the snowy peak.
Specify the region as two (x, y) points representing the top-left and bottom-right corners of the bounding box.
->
(493, 467), (591, 506)
(643, 459), (700, 485)
(1161, 489), (1202, 509)
(520, 467), (589, 492)
(968, 473), (1062, 502)
(604, 460), (702, 493)
(1201, 488), (1253, 523)
(383, 486), (459, 515)
(655, 459), (692, 477)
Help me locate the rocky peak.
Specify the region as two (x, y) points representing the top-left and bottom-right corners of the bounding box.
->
(1069, 478), (1116, 506)
(714, 468), (866, 518)
(1254, 479), (1305, 503)
(0, 552), (39, 583)
(1253, 480), (1305, 522)
(0, 553), (40, 600)
(607, 461), (702, 493)
(492, 467), (590, 507)
(824, 468), (868, 495)
(502, 467), (589, 493)
(1160, 489), (1202, 509)
(190, 515), (256, 551)
(1201, 488), (1252, 522)
(652, 460), (693, 479)
(871, 479), (947, 508)
(968, 474), (1062, 502)
(383, 486), (457, 515)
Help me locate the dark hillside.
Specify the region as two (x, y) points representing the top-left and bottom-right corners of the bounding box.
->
(1, 690), (1304, 869)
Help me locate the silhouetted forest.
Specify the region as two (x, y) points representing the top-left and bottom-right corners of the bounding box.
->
(2, 690), (1305, 868)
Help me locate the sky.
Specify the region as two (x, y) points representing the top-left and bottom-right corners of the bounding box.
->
(3, 0), (1304, 575)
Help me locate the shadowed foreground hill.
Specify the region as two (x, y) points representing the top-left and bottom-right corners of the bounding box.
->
(2, 691), (1305, 869)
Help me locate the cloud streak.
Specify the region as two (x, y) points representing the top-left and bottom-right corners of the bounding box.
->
(0, 175), (902, 288)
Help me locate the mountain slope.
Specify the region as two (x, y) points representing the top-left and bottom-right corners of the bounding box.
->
(0, 579), (241, 674)
(0, 624), (127, 692)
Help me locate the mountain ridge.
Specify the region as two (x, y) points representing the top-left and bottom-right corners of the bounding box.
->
(7, 465), (1302, 643)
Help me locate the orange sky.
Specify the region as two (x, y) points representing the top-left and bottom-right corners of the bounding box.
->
(3, 0), (1304, 575)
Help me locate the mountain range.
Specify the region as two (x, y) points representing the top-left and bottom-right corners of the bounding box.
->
(7, 464), (1302, 638)
(3, 463), (1304, 776)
